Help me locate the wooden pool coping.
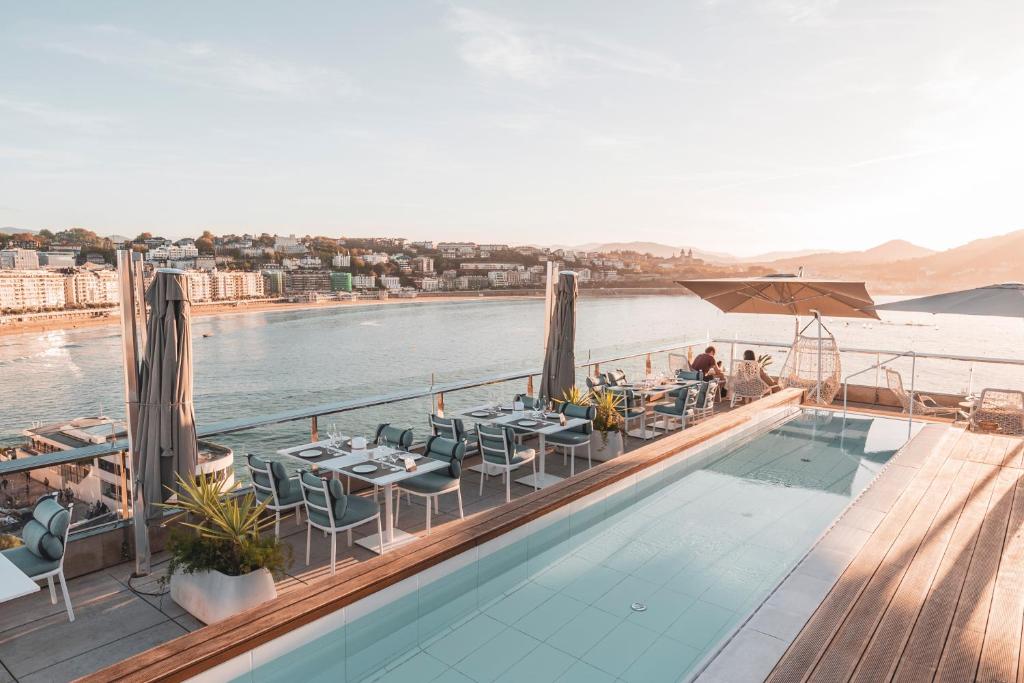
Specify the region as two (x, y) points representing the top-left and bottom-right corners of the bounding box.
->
(79, 388), (805, 683)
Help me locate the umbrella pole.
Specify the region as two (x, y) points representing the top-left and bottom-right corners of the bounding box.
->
(816, 311), (823, 404)
(117, 250), (150, 577)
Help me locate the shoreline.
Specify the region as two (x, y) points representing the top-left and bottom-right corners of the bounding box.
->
(0, 288), (690, 338)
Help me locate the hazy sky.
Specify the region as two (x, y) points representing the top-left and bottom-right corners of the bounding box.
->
(2, 1), (1023, 255)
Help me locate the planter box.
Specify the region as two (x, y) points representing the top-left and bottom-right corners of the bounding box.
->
(590, 431), (624, 461)
(170, 568), (277, 625)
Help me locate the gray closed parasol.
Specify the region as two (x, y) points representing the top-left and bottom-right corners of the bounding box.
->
(135, 269), (199, 517)
(871, 283), (1024, 318)
(540, 271), (579, 403)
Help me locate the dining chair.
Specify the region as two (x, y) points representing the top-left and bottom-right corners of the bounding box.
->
(549, 403), (597, 475)
(373, 423), (414, 502)
(653, 385), (698, 433)
(396, 436), (465, 534)
(614, 388), (647, 437)
(247, 453), (303, 538)
(476, 424), (537, 502)
(429, 413), (477, 455)
(693, 380), (719, 423)
(1, 497), (75, 621)
(299, 472), (382, 574)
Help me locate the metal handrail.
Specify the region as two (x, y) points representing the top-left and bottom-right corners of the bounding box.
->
(715, 338), (1024, 367)
(841, 351), (911, 421)
(0, 336), (711, 478)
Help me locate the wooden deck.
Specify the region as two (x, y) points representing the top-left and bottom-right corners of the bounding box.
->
(767, 429), (1024, 683)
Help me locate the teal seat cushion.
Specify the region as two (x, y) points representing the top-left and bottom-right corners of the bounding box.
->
(400, 471), (460, 495)
(1, 546), (58, 577)
(336, 495), (379, 526)
(545, 431), (590, 446)
(22, 519), (64, 561)
(653, 404), (684, 416)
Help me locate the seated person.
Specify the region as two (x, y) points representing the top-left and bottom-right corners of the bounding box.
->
(743, 349), (781, 393)
(690, 346), (728, 398)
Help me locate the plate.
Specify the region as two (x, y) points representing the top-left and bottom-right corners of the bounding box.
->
(516, 419), (538, 427)
(470, 411), (491, 418)
(351, 464), (378, 474)
(297, 449), (322, 458)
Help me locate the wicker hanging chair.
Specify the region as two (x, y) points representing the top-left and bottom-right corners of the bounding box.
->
(779, 316), (842, 405)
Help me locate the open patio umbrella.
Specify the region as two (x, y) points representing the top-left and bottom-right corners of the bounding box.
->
(677, 275), (878, 404)
(677, 275), (878, 319)
(540, 271), (578, 404)
(134, 268), (199, 572)
(871, 283), (1024, 318)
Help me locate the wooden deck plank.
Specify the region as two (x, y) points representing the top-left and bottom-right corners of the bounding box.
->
(849, 460), (986, 682)
(891, 462), (1000, 683)
(976, 468), (1024, 683)
(765, 441), (953, 683)
(806, 457), (967, 682)
(933, 466), (1018, 682)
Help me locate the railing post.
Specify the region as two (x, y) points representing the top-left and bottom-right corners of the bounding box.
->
(968, 364), (974, 395)
(310, 415), (319, 443)
(645, 353), (652, 376)
(526, 375), (534, 396)
(908, 352), (916, 437)
(874, 352), (880, 403)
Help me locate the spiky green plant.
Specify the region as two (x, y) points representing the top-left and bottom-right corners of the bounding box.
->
(557, 386), (590, 407)
(757, 353), (774, 369)
(159, 475), (290, 579)
(590, 389), (624, 441)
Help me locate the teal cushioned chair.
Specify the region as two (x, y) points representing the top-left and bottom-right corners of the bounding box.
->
(653, 385), (698, 432)
(1, 497), (75, 621)
(299, 471), (382, 572)
(247, 453), (303, 538)
(375, 423), (413, 450)
(549, 403), (597, 475)
(613, 388), (647, 438)
(476, 423), (537, 502)
(429, 413), (478, 456)
(396, 436), (466, 534)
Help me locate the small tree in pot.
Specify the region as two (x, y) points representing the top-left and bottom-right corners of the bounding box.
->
(160, 474), (291, 624)
(589, 390), (625, 461)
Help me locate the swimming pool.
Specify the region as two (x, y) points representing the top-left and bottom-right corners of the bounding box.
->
(238, 411), (921, 683)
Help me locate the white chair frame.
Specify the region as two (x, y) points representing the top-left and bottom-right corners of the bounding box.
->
(693, 381), (719, 423)
(299, 477), (382, 575)
(395, 476), (465, 535)
(25, 501), (76, 622)
(653, 387), (698, 433)
(477, 425), (537, 502)
(247, 457), (303, 538)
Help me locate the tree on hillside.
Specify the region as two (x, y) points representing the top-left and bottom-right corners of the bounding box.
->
(134, 232), (153, 243)
(195, 230), (215, 254)
(38, 229), (55, 240)
(54, 228), (101, 245)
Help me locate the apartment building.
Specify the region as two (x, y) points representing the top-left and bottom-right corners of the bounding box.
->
(0, 270), (67, 311)
(411, 256), (434, 273)
(380, 275), (401, 291)
(64, 269), (119, 306)
(332, 253), (351, 268)
(284, 270), (330, 293)
(0, 248), (40, 270)
(211, 271), (264, 300)
(146, 244), (200, 261)
(352, 274), (376, 289)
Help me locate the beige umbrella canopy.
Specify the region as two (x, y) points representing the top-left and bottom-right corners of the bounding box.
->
(677, 275), (878, 404)
(677, 275), (879, 319)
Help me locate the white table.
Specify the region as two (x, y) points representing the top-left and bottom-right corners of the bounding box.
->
(279, 441), (447, 553)
(608, 381), (696, 439)
(460, 409), (589, 489)
(0, 553), (40, 603)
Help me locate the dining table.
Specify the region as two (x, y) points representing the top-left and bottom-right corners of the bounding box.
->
(607, 379), (701, 439)
(278, 438), (447, 553)
(0, 552), (40, 604)
(455, 404), (589, 489)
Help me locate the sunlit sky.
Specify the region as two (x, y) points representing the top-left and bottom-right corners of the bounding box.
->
(2, 1), (1023, 255)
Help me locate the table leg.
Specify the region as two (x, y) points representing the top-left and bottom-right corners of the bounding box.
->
(383, 482), (395, 545)
(515, 432), (564, 489)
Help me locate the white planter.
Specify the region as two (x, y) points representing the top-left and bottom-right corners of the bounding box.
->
(170, 568), (277, 625)
(591, 431), (624, 461)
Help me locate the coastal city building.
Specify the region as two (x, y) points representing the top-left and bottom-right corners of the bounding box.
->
(211, 271), (264, 300)
(183, 271), (213, 302)
(437, 242), (477, 259)
(380, 275), (401, 291)
(0, 248), (40, 270)
(352, 274), (376, 289)
(261, 270), (285, 295)
(145, 244), (199, 261)
(64, 268), (119, 307)
(285, 269), (330, 293)
(0, 269), (67, 310)
(330, 271), (353, 292)
(331, 253), (351, 268)
(38, 252), (77, 268)
(411, 256), (434, 273)
(274, 234), (307, 254)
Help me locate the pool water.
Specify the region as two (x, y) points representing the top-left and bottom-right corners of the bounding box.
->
(244, 412), (921, 683)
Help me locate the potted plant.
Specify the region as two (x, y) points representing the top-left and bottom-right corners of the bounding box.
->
(589, 390), (625, 461)
(161, 474), (291, 624)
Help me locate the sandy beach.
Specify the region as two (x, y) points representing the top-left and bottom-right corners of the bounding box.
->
(0, 294), (546, 338)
